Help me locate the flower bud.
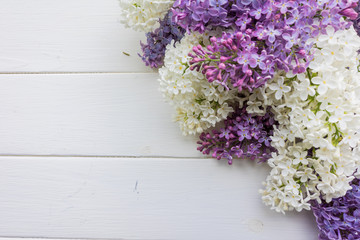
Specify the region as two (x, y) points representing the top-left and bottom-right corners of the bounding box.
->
(217, 71), (222, 81)
(350, 2), (358, 8)
(206, 71), (213, 79)
(298, 49), (306, 57)
(210, 36), (217, 43)
(340, 8), (358, 20)
(207, 45), (214, 52)
(235, 32), (243, 40)
(208, 77), (215, 82)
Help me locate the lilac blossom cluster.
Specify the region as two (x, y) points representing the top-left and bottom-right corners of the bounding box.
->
(171, 0), (233, 33)
(189, 32), (275, 92)
(119, 1), (360, 239)
(139, 12), (185, 68)
(186, 0), (357, 91)
(172, 0), (357, 34)
(312, 178), (360, 240)
(197, 105), (276, 164)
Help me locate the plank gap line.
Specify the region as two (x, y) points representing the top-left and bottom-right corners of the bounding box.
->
(0, 154), (209, 159)
(0, 72), (156, 75)
(0, 236), (149, 240)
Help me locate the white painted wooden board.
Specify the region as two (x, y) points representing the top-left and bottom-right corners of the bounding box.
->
(0, 73), (200, 157)
(0, 0), (150, 73)
(0, 156), (318, 240)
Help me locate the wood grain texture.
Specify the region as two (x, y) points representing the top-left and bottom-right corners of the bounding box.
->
(0, 73), (200, 157)
(0, 156), (318, 240)
(0, 0), (150, 73)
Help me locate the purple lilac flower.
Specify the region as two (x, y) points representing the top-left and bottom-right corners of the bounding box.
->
(172, 0), (357, 34)
(249, 0), (264, 20)
(184, 0), (358, 93)
(171, 0), (232, 33)
(189, 32), (275, 92)
(312, 178), (360, 240)
(139, 12), (185, 68)
(197, 105), (276, 164)
(267, 23), (281, 43)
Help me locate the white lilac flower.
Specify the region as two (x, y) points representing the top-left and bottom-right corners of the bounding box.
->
(292, 77), (315, 101)
(119, 0), (174, 32)
(267, 76), (291, 100)
(159, 32), (238, 135)
(255, 26), (360, 213)
(293, 151), (309, 165)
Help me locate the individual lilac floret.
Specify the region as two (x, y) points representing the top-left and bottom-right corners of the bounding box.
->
(312, 178), (360, 240)
(139, 12), (185, 68)
(197, 105), (276, 164)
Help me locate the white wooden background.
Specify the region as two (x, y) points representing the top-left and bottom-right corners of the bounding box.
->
(0, 0), (319, 239)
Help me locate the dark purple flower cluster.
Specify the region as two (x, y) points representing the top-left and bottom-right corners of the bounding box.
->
(183, 0), (357, 92)
(139, 12), (185, 68)
(353, 2), (360, 36)
(312, 178), (360, 240)
(197, 105), (276, 164)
